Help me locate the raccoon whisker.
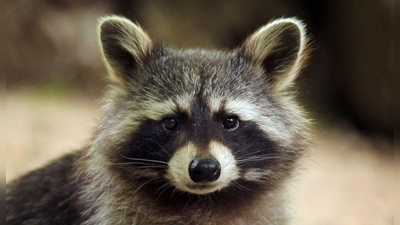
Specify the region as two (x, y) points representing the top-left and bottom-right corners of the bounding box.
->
(240, 155), (281, 160)
(112, 162), (167, 167)
(237, 155), (282, 163)
(237, 149), (274, 158)
(118, 154), (168, 165)
(130, 166), (168, 171)
(232, 147), (255, 155)
(206, 195), (213, 207)
(112, 162), (165, 166)
(241, 148), (282, 156)
(233, 147), (277, 157)
(132, 179), (157, 194)
(155, 183), (171, 195)
(147, 139), (172, 157)
(198, 195), (206, 208)
(155, 187), (171, 201)
(182, 194), (193, 212)
(170, 187), (180, 200)
(210, 192), (223, 207)
(231, 180), (254, 192)
(155, 182), (172, 196)
(136, 166), (168, 170)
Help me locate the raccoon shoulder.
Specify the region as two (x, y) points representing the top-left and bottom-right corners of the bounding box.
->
(6, 151), (84, 225)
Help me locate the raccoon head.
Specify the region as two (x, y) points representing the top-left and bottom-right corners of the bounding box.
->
(94, 16), (309, 198)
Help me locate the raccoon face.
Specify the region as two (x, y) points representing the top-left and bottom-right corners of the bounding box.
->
(95, 16), (309, 197)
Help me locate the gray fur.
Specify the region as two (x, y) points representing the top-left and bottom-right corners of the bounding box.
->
(6, 15), (311, 225)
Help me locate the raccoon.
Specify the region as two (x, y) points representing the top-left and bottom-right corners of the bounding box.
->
(6, 15), (310, 224)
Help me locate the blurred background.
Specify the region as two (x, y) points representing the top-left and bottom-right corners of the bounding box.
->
(6, 0), (394, 224)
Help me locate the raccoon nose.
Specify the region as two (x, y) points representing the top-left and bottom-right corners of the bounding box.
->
(189, 158), (221, 183)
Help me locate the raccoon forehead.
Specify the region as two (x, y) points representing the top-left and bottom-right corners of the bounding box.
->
(163, 48), (237, 63)
(136, 95), (193, 120)
(208, 97), (261, 120)
(148, 49), (248, 81)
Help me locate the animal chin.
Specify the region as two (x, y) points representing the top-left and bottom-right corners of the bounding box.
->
(184, 183), (220, 195)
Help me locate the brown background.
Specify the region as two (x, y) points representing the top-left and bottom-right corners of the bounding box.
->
(6, 0), (394, 224)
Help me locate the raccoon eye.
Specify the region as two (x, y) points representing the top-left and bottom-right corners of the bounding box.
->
(222, 116), (239, 131)
(163, 118), (180, 131)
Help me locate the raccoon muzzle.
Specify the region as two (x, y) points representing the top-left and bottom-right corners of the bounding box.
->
(166, 141), (240, 195)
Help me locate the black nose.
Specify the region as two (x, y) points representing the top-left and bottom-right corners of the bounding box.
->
(188, 158), (221, 183)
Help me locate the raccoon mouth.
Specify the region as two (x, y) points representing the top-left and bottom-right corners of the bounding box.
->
(186, 184), (217, 190)
(185, 183), (218, 192)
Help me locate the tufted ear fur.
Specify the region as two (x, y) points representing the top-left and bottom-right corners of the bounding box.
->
(241, 18), (309, 93)
(98, 16), (154, 86)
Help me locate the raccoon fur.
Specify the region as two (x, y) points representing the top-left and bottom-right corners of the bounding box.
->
(6, 15), (311, 225)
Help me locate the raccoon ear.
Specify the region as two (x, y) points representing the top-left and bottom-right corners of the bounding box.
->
(98, 16), (154, 86)
(241, 18), (308, 92)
